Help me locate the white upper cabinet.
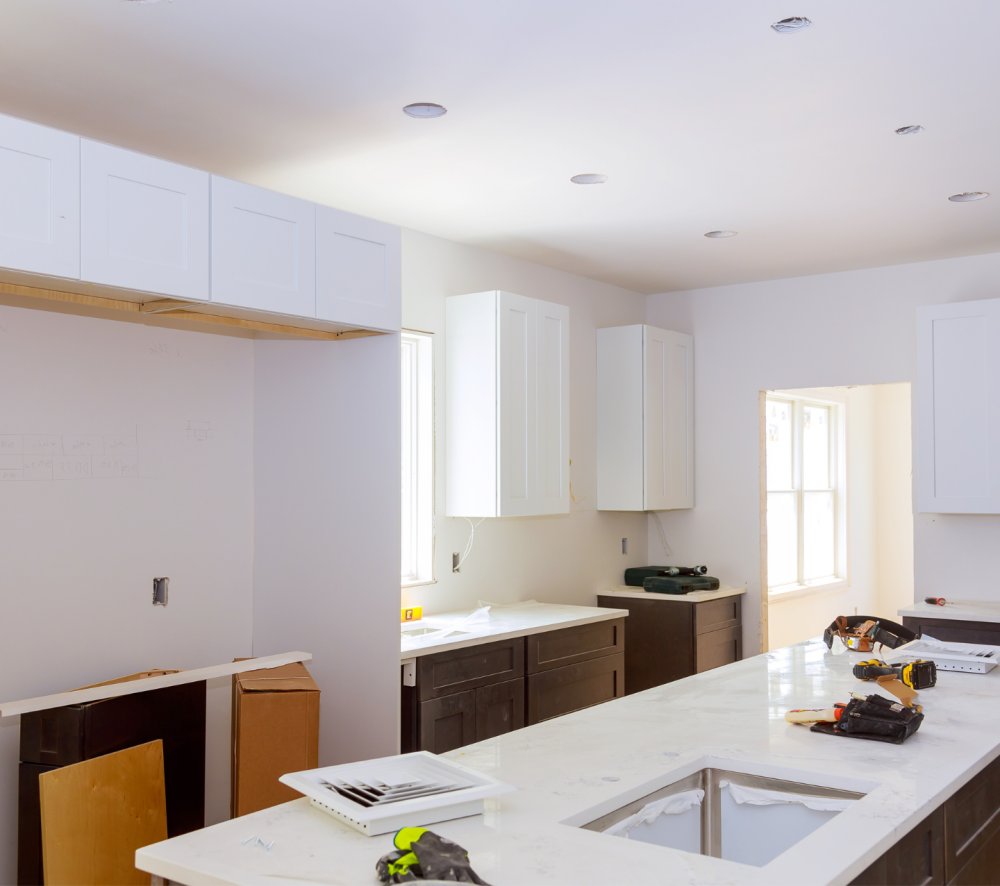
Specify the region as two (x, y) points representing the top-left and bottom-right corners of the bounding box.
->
(917, 298), (1000, 514)
(446, 291), (570, 518)
(316, 205), (401, 332)
(0, 113), (80, 279)
(81, 140), (209, 300)
(597, 324), (694, 511)
(210, 176), (315, 317)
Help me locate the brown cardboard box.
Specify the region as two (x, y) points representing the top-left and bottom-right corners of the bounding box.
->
(231, 660), (320, 817)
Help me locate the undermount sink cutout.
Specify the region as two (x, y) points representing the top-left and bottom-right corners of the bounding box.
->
(401, 627), (470, 638)
(566, 760), (868, 868)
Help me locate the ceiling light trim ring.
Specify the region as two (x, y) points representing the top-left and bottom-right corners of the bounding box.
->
(771, 17), (812, 33)
(570, 174), (608, 185)
(403, 103), (447, 119)
(949, 192), (989, 202)
(705, 230), (738, 238)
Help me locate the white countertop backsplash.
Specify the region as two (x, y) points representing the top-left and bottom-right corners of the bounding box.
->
(138, 635), (1000, 885)
(400, 601), (627, 660)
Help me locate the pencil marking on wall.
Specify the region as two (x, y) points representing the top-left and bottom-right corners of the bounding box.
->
(150, 342), (183, 357)
(187, 420), (212, 443)
(0, 429), (139, 481)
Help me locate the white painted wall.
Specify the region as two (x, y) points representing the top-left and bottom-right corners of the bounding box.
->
(400, 228), (650, 615)
(0, 302), (254, 883)
(252, 335), (401, 766)
(646, 252), (1000, 655)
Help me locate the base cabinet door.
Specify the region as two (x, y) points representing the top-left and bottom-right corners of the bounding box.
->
(850, 807), (945, 885)
(526, 653), (624, 725)
(418, 690), (476, 755)
(696, 625), (742, 674)
(475, 678), (524, 742)
(945, 753), (1000, 884)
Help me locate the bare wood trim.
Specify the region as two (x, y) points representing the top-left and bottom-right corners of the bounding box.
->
(0, 280), (141, 313)
(1, 280), (385, 341)
(139, 299), (192, 314)
(759, 391), (769, 653)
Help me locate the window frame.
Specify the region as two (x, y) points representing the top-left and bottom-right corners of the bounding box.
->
(766, 390), (848, 601)
(401, 330), (436, 587)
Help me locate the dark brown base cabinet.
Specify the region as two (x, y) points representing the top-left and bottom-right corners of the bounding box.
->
(850, 753), (1000, 886)
(902, 616), (1000, 647)
(402, 618), (625, 754)
(595, 593), (742, 695)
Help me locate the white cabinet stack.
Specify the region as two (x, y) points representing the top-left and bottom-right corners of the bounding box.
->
(0, 110), (401, 333)
(916, 297), (1000, 514)
(596, 324), (694, 511)
(446, 290), (570, 517)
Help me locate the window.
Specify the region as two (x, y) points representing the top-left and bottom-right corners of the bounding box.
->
(766, 394), (846, 596)
(401, 331), (434, 586)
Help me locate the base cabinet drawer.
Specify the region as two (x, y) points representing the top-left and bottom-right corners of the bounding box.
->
(696, 625), (742, 674)
(527, 618), (624, 673)
(418, 690), (476, 755)
(527, 653), (624, 725)
(476, 678), (525, 742)
(417, 637), (524, 701)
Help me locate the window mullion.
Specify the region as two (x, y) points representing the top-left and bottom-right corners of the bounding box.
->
(796, 400), (805, 587)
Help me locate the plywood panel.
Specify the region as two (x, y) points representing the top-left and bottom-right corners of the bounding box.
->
(39, 740), (168, 886)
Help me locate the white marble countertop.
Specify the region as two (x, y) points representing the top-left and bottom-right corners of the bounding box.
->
(598, 584), (747, 603)
(399, 602), (628, 661)
(137, 636), (1000, 886)
(899, 600), (1000, 624)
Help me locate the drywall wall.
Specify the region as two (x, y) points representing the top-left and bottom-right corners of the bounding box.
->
(252, 334), (401, 766)
(646, 251), (1000, 655)
(0, 302), (253, 883)
(400, 228), (650, 615)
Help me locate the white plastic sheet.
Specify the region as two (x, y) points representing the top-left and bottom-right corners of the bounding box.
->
(603, 789), (705, 838)
(721, 781), (856, 813)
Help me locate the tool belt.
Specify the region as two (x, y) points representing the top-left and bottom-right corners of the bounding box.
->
(853, 659), (937, 690)
(823, 615), (915, 652)
(810, 694), (924, 744)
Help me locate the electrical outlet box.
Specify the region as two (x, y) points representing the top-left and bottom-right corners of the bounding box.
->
(622, 538), (628, 555)
(153, 577), (169, 606)
(452, 552), (461, 573)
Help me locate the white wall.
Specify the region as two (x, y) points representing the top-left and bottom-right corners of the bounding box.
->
(0, 301), (254, 883)
(646, 252), (1000, 655)
(400, 228), (650, 615)
(252, 335), (401, 766)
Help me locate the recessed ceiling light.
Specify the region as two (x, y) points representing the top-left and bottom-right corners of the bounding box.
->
(895, 125), (925, 135)
(771, 17), (812, 33)
(705, 230), (738, 238)
(570, 174), (608, 185)
(403, 103), (447, 119)
(949, 192), (990, 202)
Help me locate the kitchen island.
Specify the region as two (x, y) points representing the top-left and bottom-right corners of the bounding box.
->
(137, 637), (1000, 885)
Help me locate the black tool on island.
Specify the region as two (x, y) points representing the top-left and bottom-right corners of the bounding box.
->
(624, 566), (720, 595)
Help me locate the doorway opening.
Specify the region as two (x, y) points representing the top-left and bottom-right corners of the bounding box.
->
(759, 384), (914, 651)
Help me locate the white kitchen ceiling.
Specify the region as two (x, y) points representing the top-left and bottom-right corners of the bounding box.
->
(1, 1), (997, 294)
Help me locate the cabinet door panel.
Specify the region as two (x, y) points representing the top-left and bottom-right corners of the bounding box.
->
(527, 619), (624, 674)
(694, 597), (741, 635)
(526, 653), (624, 725)
(497, 291), (537, 516)
(695, 625), (742, 674)
(417, 637), (524, 701)
(536, 299), (570, 514)
(81, 140), (209, 299)
(419, 691), (476, 754)
(316, 205), (400, 332)
(211, 177), (315, 317)
(0, 113), (79, 279)
(917, 299), (1000, 514)
(475, 678), (525, 742)
(644, 326), (694, 510)
(945, 753), (1000, 882)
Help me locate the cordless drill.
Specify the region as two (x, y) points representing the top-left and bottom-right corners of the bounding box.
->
(852, 659), (937, 690)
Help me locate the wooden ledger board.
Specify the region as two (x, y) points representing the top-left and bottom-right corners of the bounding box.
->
(39, 740), (168, 886)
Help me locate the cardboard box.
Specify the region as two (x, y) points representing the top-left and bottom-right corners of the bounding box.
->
(231, 660), (320, 817)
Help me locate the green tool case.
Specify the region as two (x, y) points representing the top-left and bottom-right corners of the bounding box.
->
(624, 566), (671, 587)
(643, 575), (720, 594)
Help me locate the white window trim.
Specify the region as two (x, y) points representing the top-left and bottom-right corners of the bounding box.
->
(401, 330), (436, 587)
(766, 388), (849, 601)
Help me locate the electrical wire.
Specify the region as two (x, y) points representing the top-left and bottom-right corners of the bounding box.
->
(652, 511), (673, 557)
(456, 517), (486, 570)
